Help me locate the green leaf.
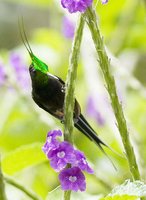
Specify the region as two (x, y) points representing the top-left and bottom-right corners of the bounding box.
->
(101, 180), (146, 200)
(46, 186), (63, 200)
(1, 142), (46, 175)
(100, 195), (138, 200)
(46, 186), (102, 200)
(109, 180), (146, 197)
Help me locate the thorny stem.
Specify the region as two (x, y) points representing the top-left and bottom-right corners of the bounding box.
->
(4, 175), (42, 200)
(0, 160), (7, 200)
(63, 14), (85, 200)
(64, 14), (85, 142)
(85, 6), (141, 181)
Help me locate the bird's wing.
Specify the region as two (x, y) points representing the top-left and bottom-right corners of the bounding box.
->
(33, 97), (64, 120)
(55, 75), (81, 119)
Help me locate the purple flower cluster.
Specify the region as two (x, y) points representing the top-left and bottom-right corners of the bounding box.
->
(62, 16), (75, 39)
(61, 0), (108, 13)
(10, 53), (30, 90)
(86, 96), (105, 126)
(0, 62), (6, 87)
(61, 0), (93, 13)
(43, 130), (93, 192)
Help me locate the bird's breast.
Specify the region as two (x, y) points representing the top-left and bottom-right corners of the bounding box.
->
(32, 78), (65, 111)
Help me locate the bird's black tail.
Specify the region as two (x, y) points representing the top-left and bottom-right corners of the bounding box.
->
(75, 114), (116, 170)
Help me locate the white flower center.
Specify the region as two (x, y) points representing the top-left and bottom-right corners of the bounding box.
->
(69, 176), (77, 182)
(57, 151), (65, 158)
(47, 136), (52, 143)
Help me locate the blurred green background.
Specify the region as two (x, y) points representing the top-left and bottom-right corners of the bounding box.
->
(0, 0), (146, 199)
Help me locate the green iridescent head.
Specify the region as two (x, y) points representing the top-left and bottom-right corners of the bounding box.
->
(30, 53), (48, 74)
(20, 21), (49, 74)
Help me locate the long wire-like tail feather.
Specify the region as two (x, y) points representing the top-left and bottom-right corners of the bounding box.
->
(76, 114), (107, 146)
(75, 114), (117, 170)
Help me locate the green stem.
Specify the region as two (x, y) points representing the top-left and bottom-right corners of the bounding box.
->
(4, 175), (42, 200)
(63, 14), (85, 200)
(0, 161), (7, 200)
(64, 14), (85, 142)
(64, 190), (71, 200)
(85, 6), (141, 181)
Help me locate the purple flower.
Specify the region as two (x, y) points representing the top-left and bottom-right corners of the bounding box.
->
(86, 96), (105, 126)
(47, 129), (62, 138)
(10, 53), (30, 90)
(0, 63), (6, 86)
(42, 130), (62, 154)
(48, 141), (75, 171)
(42, 129), (94, 192)
(61, 0), (93, 13)
(59, 167), (86, 191)
(101, 0), (108, 4)
(72, 150), (94, 174)
(62, 16), (75, 39)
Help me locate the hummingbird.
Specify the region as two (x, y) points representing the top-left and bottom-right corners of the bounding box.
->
(20, 25), (115, 167)
(29, 62), (106, 151)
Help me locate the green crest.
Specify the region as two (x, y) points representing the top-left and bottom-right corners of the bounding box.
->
(31, 54), (49, 73)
